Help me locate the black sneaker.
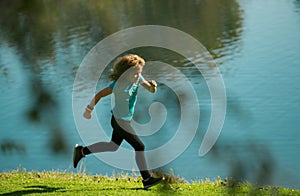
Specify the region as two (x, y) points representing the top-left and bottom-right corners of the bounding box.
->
(73, 144), (85, 168)
(142, 176), (162, 189)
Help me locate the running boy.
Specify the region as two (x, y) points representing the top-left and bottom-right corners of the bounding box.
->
(73, 54), (162, 189)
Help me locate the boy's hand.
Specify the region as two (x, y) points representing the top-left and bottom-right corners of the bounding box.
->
(148, 80), (157, 93)
(149, 80), (157, 87)
(83, 110), (92, 119)
(83, 105), (93, 119)
(141, 80), (157, 93)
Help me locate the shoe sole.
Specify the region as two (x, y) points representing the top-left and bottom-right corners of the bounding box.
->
(143, 178), (162, 189)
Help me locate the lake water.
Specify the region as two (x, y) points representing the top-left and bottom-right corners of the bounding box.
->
(1, 0), (300, 189)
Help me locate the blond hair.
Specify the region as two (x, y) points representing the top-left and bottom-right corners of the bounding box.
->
(109, 54), (145, 81)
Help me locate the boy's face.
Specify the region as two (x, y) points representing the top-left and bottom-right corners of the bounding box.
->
(127, 65), (143, 83)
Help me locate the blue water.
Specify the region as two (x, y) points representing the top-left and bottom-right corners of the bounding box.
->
(0, 0), (300, 189)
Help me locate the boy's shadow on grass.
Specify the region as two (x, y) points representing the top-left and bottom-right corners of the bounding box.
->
(0, 185), (64, 196)
(99, 183), (172, 192)
(99, 187), (148, 191)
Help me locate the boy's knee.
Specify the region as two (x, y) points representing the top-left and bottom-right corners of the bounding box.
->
(110, 142), (119, 152)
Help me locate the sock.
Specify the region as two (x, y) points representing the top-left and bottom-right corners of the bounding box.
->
(82, 147), (91, 155)
(141, 171), (151, 180)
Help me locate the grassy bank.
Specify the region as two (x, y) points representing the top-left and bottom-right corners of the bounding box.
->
(0, 170), (299, 195)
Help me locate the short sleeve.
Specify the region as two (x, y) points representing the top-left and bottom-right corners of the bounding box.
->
(109, 81), (116, 89)
(138, 75), (146, 85)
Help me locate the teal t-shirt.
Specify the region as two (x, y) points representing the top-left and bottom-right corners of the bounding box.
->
(109, 76), (145, 121)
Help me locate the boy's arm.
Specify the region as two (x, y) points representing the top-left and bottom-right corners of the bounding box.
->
(84, 87), (112, 119)
(141, 80), (157, 93)
(88, 87), (112, 108)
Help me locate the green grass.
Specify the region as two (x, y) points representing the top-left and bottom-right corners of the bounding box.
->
(0, 169), (299, 195)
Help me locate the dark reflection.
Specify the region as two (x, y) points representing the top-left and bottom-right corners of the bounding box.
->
(0, 0), (243, 67)
(0, 139), (26, 154)
(210, 142), (275, 190)
(294, 0), (300, 13)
